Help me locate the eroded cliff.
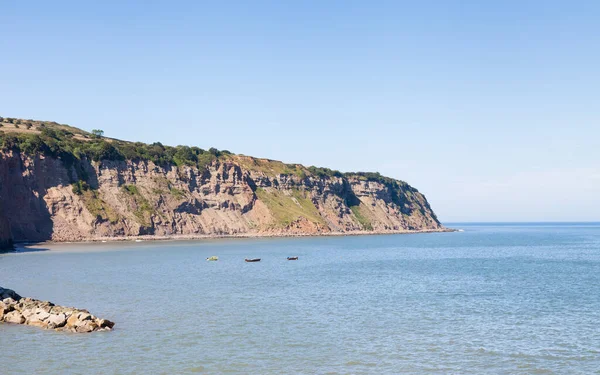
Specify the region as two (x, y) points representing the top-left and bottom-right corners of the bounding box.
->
(0, 118), (444, 242)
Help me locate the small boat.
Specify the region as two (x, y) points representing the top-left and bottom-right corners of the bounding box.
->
(287, 257), (299, 261)
(245, 258), (261, 262)
(206, 256), (218, 261)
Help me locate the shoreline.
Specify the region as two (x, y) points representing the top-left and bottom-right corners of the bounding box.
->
(13, 228), (456, 246)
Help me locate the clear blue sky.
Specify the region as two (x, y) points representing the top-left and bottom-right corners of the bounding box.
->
(1, 1), (599, 222)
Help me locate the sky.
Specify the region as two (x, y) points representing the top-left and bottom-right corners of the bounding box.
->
(1, 1), (599, 222)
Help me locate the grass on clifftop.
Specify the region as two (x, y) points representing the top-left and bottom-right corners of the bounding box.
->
(255, 188), (325, 228)
(234, 156), (306, 176)
(0, 118), (227, 171)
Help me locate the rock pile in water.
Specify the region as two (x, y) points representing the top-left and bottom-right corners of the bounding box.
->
(0, 287), (114, 333)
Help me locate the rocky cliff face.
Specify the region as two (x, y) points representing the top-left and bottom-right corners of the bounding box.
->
(0, 201), (13, 249)
(0, 150), (443, 242)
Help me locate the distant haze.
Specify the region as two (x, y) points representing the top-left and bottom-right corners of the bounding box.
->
(1, 1), (598, 222)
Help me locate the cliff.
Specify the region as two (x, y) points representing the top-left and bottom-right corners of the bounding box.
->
(0, 117), (444, 242)
(0, 202), (12, 250)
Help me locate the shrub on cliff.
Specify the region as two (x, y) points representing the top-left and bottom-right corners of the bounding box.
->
(72, 180), (90, 195)
(89, 142), (123, 162)
(173, 146), (197, 166)
(307, 166), (343, 178)
(18, 134), (48, 155)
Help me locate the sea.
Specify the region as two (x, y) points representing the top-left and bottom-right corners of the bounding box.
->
(1, 223), (599, 374)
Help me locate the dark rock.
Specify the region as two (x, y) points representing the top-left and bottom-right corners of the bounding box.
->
(0, 287), (21, 301)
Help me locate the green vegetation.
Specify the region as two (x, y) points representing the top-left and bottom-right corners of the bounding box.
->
(122, 184), (141, 196)
(169, 187), (186, 200)
(233, 161), (397, 185)
(71, 178), (120, 223)
(0, 117), (415, 215)
(255, 187), (325, 228)
(0, 121), (227, 170)
(307, 166), (343, 178)
(71, 180), (90, 195)
(235, 156), (304, 176)
(345, 172), (410, 190)
(150, 177), (187, 200)
(0, 127), (115, 166)
(121, 184), (153, 224)
(238, 161), (342, 179)
(350, 205), (373, 231)
(91, 129), (104, 138)
(81, 189), (120, 224)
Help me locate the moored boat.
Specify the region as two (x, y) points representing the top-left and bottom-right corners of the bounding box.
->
(245, 258), (261, 262)
(206, 256), (218, 261)
(287, 256), (299, 260)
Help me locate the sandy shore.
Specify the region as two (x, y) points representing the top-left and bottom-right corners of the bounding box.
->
(14, 228), (455, 246)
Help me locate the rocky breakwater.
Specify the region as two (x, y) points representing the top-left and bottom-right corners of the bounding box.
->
(0, 287), (114, 333)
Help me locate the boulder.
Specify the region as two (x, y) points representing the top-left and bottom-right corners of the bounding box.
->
(75, 320), (99, 333)
(2, 297), (17, 305)
(0, 303), (9, 320)
(66, 311), (91, 328)
(46, 313), (67, 329)
(21, 307), (37, 320)
(4, 310), (25, 324)
(76, 312), (92, 321)
(98, 319), (115, 330)
(26, 309), (52, 328)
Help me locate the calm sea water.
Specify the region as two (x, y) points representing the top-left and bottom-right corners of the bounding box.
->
(1, 223), (600, 374)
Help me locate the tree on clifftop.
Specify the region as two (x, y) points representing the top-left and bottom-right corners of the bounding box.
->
(91, 129), (104, 138)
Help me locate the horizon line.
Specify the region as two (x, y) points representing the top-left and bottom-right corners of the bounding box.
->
(443, 221), (599, 224)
